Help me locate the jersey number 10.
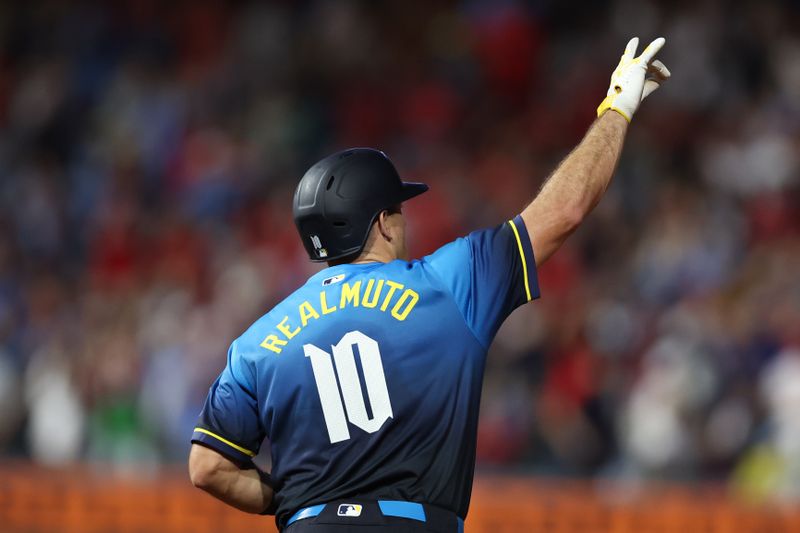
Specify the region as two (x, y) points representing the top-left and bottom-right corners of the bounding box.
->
(304, 330), (394, 444)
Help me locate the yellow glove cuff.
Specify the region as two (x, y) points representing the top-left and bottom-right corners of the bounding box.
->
(597, 94), (632, 123)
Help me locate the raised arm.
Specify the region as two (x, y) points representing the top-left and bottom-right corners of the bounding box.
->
(522, 37), (670, 266)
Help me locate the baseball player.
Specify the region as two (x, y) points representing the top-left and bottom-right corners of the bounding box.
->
(188, 37), (670, 532)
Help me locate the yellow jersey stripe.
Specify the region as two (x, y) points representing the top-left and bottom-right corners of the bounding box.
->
(193, 428), (256, 457)
(507, 219), (532, 302)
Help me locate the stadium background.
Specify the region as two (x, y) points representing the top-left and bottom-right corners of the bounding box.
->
(0, 0), (799, 531)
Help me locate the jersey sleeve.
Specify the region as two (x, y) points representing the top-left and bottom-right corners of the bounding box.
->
(423, 215), (540, 347)
(191, 340), (264, 464)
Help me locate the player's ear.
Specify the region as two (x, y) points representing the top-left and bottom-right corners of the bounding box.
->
(376, 210), (393, 243)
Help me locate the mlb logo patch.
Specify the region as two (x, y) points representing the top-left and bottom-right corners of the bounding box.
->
(337, 504), (362, 517)
(322, 273), (345, 286)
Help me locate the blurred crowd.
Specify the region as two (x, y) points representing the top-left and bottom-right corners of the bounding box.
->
(0, 0), (799, 502)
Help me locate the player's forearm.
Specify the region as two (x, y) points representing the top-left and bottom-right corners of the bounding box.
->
(541, 110), (627, 217)
(189, 444), (274, 514)
(522, 110), (628, 265)
(200, 464), (273, 514)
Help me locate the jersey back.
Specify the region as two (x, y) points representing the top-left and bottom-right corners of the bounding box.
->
(192, 216), (539, 528)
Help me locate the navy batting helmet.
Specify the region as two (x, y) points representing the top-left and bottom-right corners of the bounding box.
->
(293, 148), (429, 262)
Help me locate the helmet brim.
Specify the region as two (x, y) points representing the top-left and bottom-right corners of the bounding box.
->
(398, 181), (429, 203)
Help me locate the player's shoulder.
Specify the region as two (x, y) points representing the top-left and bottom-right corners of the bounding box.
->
(414, 220), (524, 298)
(417, 234), (475, 279)
(422, 219), (524, 268)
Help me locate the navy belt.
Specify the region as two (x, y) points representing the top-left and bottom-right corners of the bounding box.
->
(286, 500), (464, 531)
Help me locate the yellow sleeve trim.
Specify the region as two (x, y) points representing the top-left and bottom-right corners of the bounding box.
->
(507, 219), (532, 302)
(193, 428), (256, 457)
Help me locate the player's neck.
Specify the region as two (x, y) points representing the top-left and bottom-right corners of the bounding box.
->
(326, 225), (404, 266)
(327, 246), (396, 267)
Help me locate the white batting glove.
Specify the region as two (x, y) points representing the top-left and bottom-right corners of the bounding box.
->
(597, 37), (671, 122)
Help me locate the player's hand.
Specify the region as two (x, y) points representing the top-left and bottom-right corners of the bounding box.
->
(597, 37), (670, 122)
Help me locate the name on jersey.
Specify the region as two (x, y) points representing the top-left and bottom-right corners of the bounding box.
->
(260, 278), (419, 354)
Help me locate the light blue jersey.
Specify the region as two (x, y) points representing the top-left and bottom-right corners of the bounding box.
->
(192, 215), (540, 528)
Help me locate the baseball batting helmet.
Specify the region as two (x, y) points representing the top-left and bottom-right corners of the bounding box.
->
(293, 148), (429, 262)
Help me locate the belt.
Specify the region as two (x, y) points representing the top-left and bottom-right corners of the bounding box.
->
(286, 500), (464, 531)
